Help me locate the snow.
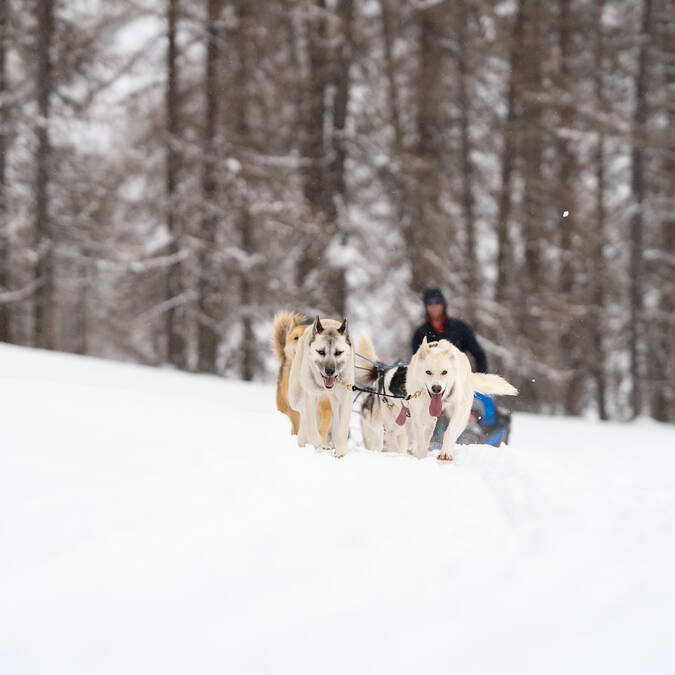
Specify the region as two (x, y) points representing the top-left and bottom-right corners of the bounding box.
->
(1, 344), (674, 675)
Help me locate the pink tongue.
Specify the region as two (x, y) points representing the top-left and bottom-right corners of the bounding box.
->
(323, 375), (336, 388)
(429, 394), (443, 417)
(395, 405), (408, 426)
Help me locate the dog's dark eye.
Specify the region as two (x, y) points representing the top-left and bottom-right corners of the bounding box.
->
(334, 350), (343, 357)
(425, 370), (432, 376)
(441, 370), (447, 375)
(317, 349), (326, 356)
(294, 336), (299, 341)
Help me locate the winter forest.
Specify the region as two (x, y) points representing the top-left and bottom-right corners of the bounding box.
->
(0, 0), (673, 423)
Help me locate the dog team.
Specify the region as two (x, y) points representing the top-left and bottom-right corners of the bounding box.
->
(272, 294), (518, 461)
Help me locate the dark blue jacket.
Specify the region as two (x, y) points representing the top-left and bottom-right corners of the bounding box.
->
(411, 317), (488, 373)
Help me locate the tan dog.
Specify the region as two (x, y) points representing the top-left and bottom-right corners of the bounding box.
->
(272, 311), (331, 444)
(407, 338), (518, 461)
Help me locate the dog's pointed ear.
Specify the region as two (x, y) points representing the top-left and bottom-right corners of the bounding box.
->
(418, 336), (428, 359)
(313, 316), (324, 334)
(338, 318), (348, 335)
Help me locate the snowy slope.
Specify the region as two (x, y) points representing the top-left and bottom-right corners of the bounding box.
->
(1, 344), (674, 675)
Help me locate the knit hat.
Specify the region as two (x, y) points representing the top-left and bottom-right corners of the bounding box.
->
(422, 287), (446, 306)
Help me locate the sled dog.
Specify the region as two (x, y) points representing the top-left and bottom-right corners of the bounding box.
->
(356, 333), (409, 453)
(407, 337), (518, 461)
(272, 311), (331, 445)
(288, 316), (355, 457)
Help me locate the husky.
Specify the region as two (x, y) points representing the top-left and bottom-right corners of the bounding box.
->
(288, 316), (355, 458)
(406, 337), (518, 461)
(356, 333), (409, 453)
(272, 311), (332, 444)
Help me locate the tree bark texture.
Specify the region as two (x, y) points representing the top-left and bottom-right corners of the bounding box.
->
(165, 0), (186, 368)
(629, 0), (653, 417)
(34, 0), (55, 350)
(197, 0), (223, 374)
(0, 0), (9, 342)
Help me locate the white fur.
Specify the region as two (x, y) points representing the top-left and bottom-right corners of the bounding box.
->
(288, 317), (355, 458)
(406, 337), (518, 461)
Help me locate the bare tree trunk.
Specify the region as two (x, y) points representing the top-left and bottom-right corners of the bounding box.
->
(380, 0), (402, 153)
(379, 0), (413, 270)
(165, 0), (186, 368)
(300, 1), (328, 216)
(495, 3), (525, 304)
(590, 0), (609, 420)
(557, 0), (584, 415)
(520, 0), (544, 288)
(235, 0), (256, 380)
(557, 0), (575, 298)
(197, 0), (222, 374)
(516, 0), (546, 411)
(0, 0), (9, 342)
(324, 0), (354, 317)
(34, 0), (55, 350)
(650, 0), (675, 421)
(410, 3), (448, 293)
(297, 0), (352, 317)
(457, 0), (477, 308)
(297, 0), (331, 309)
(629, 0), (653, 417)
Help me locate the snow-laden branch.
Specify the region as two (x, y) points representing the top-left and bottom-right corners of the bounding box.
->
(0, 279), (43, 305)
(133, 290), (198, 324)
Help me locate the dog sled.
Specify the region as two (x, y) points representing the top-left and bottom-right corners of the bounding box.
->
(426, 392), (512, 450)
(457, 392), (512, 446)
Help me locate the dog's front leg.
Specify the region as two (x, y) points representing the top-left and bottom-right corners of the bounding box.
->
(438, 391), (473, 461)
(372, 422), (384, 452)
(361, 415), (377, 451)
(297, 407), (309, 447)
(304, 392), (323, 449)
(297, 392), (318, 448)
(408, 405), (428, 459)
(331, 393), (351, 458)
(393, 425), (408, 454)
(290, 408), (301, 435)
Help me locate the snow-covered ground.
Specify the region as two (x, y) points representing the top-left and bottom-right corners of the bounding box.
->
(1, 344), (674, 675)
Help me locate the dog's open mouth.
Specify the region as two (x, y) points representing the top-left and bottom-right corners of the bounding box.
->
(428, 389), (445, 417)
(322, 374), (336, 389)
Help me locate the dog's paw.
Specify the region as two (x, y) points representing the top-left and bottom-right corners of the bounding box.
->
(333, 449), (347, 459)
(437, 452), (454, 462)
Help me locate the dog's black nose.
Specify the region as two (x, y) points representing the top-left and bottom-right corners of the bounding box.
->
(325, 366), (335, 376)
(431, 384), (442, 394)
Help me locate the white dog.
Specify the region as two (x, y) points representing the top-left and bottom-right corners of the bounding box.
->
(356, 332), (409, 453)
(288, 316), (355, 457)
(406, 337), (518, 461)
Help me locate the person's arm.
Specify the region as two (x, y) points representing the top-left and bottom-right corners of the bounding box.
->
(411, 325), (424, 355)
(463, 324), (488, 373)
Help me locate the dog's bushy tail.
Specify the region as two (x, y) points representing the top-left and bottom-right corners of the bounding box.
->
(356, 332), (382, 386)
(272, 310), (305, 363)
(469, 372), (518, 396)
